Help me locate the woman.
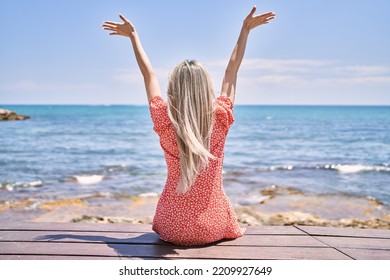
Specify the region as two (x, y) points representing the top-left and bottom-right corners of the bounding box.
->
(103, 6), (275, 246)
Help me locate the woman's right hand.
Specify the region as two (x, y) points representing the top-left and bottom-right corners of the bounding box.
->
(243, 6), (275, 32)
(102, 14), (136, 37)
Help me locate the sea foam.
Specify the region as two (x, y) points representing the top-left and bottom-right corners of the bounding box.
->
(328, 164), (390, 174)
(73, 175), (104, 185)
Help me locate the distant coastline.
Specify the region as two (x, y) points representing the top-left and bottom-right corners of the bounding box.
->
(0, 108), (30, 121)
(2, 104), (390, 107)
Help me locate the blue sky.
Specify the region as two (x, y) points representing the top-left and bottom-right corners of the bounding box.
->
(1, 0), (389, 105)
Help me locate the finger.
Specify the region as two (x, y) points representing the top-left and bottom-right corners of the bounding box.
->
(103, 21), (120, 26)
(119, 14), (129, 23)
(262, 14), (275, 21)
(102, 25), (119, 31)
(265, 15), (276, 22)
(249, 5), (257, 16)
(267, 12), (276, 18)
(249, 17), (274, 28)
(259, 16), (275, 25)
(253, 13), (275, 23)
(103, 27), (117, 32)
(257, 12), (275, 18)
(102, 23), (117, 29)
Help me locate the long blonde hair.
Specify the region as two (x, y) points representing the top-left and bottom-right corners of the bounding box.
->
(167, 60), (215, 193)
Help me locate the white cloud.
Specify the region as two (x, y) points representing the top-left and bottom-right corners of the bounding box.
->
(207, 58), (332, 73)
(241, 75), (307, 85)
(1, 80), (99, 92)
(111, 59), (390, 90)
(111, 68), (172, 97)
(331, 76), (390, 85)
(6, 59), (386, 105)
(334, 65), (390, 76)
(206, 58), (390, 89)
(241, 58), (332, 74)
(113, 71), (143, 83)
(205, 58), (390, 104)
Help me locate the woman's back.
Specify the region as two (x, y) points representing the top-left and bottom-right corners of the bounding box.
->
(103, 6), (275, 246)
(150, 95), (245, 246)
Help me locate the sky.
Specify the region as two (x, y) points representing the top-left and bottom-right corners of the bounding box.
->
(0, 0), (389, 105)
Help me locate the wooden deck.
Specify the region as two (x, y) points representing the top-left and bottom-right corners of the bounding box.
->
(0, 222), (389, 260)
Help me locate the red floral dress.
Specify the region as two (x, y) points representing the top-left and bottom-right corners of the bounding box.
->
(149, 95), (245, 246)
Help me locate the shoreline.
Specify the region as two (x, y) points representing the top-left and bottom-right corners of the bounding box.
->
(1, 186), (389, 229)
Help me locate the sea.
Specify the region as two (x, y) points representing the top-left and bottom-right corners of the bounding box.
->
(1, 105), (390, 208)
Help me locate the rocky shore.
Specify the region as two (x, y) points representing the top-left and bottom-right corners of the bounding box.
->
(0, 109), (30, 121)
(1, 186), (389, 229)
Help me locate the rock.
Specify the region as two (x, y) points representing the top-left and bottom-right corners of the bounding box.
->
(260, 185), (304, 197)
(0, 108), (30, 121)
(71, 215), (153, 224)
(0, 109), (12, 114)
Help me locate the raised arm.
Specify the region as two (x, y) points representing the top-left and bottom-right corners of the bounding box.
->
(221, 6), (275, 103)
(102, 14), (161, 103)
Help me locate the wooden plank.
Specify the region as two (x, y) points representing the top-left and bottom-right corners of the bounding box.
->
(217, 235), (325, 247)
(0, 255), (123, 260)
(0, 231), (164, 245)
(245, 226), (303, 235)
(0, 222), (153, 233)
(0, 223), (303, 235)
(2, 223), (389, 260)
(339, 248), (390, 260)
(315, 236), (390, 250)
(0, 255), (173, 260)
(0, 242), (121, 258)
(0, 230), (325, 247)
(0, 255), (158, 260)
(296, 226), (390, 239)
(0, 241), (350, 260)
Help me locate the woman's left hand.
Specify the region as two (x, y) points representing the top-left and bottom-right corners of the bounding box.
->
(243, 6), (275, 32)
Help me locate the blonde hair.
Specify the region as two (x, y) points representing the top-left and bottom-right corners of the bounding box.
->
(167, 60), (215, 193)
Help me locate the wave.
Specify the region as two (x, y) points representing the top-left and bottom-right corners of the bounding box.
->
(251, 163), (390, 174)
(138, 192), (159, 197)
(72, 175), (105, 185)
(0, 164), (146, 192)
(324, 164), (390, 173)
(25, 180), (43, 187)
(0, 180), (43, 191)
(1, 174), (106, 191)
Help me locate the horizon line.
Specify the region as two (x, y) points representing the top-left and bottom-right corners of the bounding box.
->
(2, 103), (390, 107)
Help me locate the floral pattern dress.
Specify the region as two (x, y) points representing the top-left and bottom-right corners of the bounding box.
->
(149, 95), (245, 246)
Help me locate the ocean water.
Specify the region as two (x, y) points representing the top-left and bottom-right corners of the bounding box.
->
(1, 105), (390, 206)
